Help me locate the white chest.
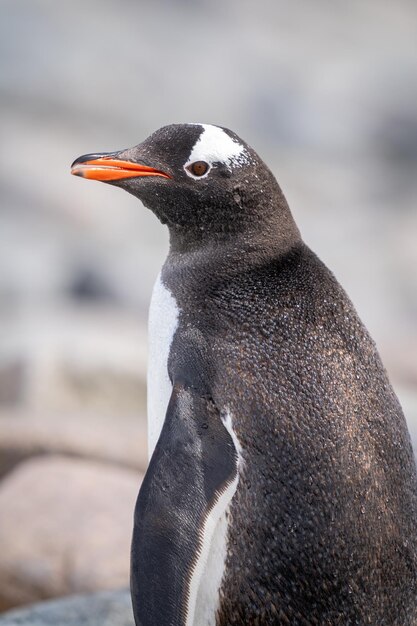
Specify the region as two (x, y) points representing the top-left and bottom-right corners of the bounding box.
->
(147, 272), (179, 459)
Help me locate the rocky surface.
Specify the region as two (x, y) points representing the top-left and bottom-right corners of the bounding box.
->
(0, 590), (134, 626)
(0, 411), (147, 479)
(0, 457), (141, 612)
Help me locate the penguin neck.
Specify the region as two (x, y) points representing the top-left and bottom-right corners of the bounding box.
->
(166, 206), (302, 275)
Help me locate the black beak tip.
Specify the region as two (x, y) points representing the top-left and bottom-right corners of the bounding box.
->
(71, 151), (121, 169)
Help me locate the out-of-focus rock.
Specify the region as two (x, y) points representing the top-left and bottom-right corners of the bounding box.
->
(0, 410), (148, 479)
(0, 589), (134, 626)
(0, 360), (26, 406)
(0, 456), (142, 612)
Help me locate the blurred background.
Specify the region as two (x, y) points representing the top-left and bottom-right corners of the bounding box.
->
(0, 0), (416, 616)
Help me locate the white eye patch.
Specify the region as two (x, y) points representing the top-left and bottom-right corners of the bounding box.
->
(184, 124), (250, 179)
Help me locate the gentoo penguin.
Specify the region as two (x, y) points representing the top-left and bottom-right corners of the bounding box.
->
(71, 124), (417, 626)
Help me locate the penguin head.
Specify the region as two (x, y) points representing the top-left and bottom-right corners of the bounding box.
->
(72, 123), (299, 250)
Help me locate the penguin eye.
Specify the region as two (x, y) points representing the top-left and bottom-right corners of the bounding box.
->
(187, 161), (209, 177)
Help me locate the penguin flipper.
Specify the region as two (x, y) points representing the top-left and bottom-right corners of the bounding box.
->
(130, 382), (238, 626)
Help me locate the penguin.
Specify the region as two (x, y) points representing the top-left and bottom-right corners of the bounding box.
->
(71, 124), (417, 626)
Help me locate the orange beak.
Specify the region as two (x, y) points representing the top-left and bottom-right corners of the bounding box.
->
(71, 153), (171, 182)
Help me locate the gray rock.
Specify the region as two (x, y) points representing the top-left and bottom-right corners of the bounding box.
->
(0, 410), (148, 479)
(0, 589), (134, 626)
(0, 360), (26, 406)
(0, 456), (142, 611)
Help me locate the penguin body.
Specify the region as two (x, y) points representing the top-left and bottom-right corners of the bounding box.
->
(72, 124), (417, 625)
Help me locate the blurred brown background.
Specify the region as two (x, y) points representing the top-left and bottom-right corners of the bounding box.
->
(0, 0), (416, 616)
